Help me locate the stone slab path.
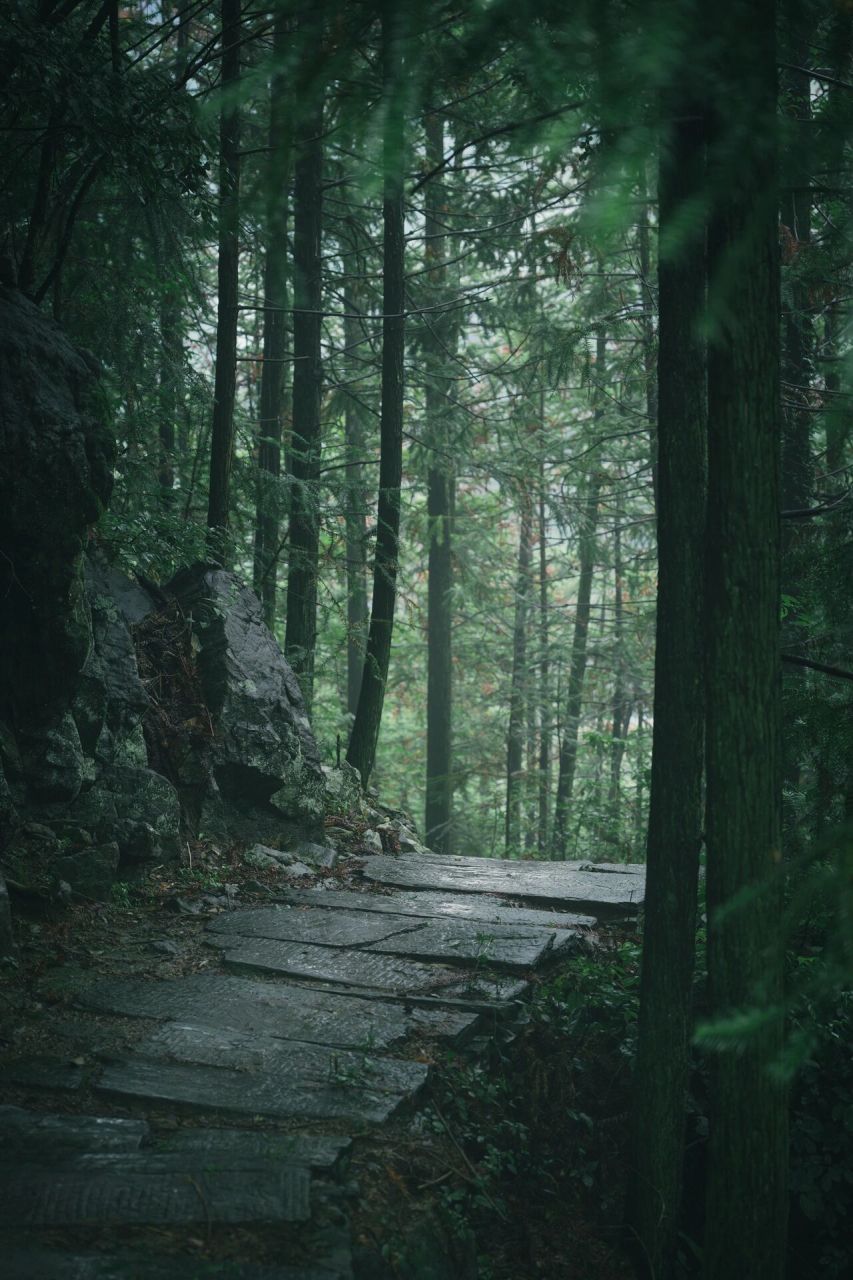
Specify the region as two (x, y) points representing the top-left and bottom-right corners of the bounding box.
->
(0, 851), (643, 1279)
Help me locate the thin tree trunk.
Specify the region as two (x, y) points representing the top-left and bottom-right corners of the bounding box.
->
(505, 491), (533, 857)
(638, 169), (659, 512)
(158, 281), (179, 499)
(284, 95), (324, 708)
(625, 36), (707, 1275)
(206, 0), (241, 562)
(424, 112), (455, 854)
(552, 329), (606, 859)
(343, 269), (369, 719)
(346, 1), (405, 789)
(537, 456), (551, 855)
(608, 516), (626, 818)
(252, 11), (291, 630)
(703, 3), (788, 1274)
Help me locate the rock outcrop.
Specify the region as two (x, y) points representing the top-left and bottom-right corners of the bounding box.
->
(0, 286), (330, 922)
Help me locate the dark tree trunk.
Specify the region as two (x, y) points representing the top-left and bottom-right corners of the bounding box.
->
(284, 96), (324, 709)
(158, 281), (180, 500)
(638, 170), (659, 512)
(505, 491), (533, 857)
(206, 0), (241, 562)
(625, 40), (707, 1277)
(703, 3), (788, 1275)
(252, 11), (291, 631)
(607, 517), (627, 818)
(537, 460), (551, 855)
(347, 1), (405, 789)
(424, 112), (455, 854)
(343, 272), (370, 719)
(552, 330), (606, 859)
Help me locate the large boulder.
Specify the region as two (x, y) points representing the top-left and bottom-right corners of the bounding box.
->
(166, 565), (326, 838)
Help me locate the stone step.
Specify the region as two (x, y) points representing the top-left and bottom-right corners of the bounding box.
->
(96, 1053), (426, 1125)
(210, 905), (581, 972)
(133, 1020), (429, 1097)
(362, 854), (644, 915)
(80, 972), (478, 1049)
(273, 886), (597, 931)
(0, 1157), (311, 1227)
(208, 905), (421, 949)
(216, 936), (528, 1006)
(153, 1126), (351, 1173)
(0, 1104), (148, 1159)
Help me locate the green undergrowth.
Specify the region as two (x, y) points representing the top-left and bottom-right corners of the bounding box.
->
(423, 937), (642, 1280)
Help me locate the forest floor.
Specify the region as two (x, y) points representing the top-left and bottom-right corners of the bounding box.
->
(0, 824), (644, 1280)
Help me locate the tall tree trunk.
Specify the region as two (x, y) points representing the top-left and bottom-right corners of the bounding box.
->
(284, 96), (324, 709)
(537, 457), (551, 855)
(638, 169), (659, 512)
(625, 31), (707, 1275)
(346, 1), (405, 789)
(505, 491), (533, 857)
(424, 112), (455, 854)
(703, 3), (788, 1275)
(552, 329), (606, 859)
(158, 280), (179, 500)
(343, 268), (370, 719)
(252, 11), (291, 630)
(608, 516), (627, 818)
(206, 0), (241, 562)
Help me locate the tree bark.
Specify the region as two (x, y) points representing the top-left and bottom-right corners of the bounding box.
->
(343, 267), (370, 719)
(424, 112), (455, 854)
(607, 516), (627, 818)
(703, 3), (788, 1274)
(206, 0), (241, 562)
(284, 95), (324, 709)
(346, 0), (405, 789)
(552, 330), (606, 859)
(625, 34), (707, 1275)
(505, 490), (533, 857)
(537, 458), (551, 855)
(252, 11), (291, 631)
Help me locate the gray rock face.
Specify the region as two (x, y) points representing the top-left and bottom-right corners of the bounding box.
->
(167, 564), (325, 832)
(0, 870), (15, 958)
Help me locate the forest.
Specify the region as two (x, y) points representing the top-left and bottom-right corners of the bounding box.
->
(0, 0), (852, 1278)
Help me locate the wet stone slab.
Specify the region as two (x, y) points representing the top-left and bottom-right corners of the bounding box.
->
(362, 855), (644, 915)
(216, 937), (528, 1005)
(80, 972), (477, 1049)
(364, 918), (580, 970)
(137, 1021), (429, 1097)
(154, 1126), (351, 1173)
(208, 905), (422, 948)
(0, 1158), (310, 1226)
(96, 1055), (423, 1125)
(277, 886), (597, 931)
(0, 1104), (148, 1161)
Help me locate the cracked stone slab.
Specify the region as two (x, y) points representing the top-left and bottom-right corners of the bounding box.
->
(362, 855), (644, 915)
(80, 973), (477, 1048)
(365, 918), (580, 971)
(137, 1021), (429, 1097)
(0, 1250), (344, 1280)
(0, 1158), (310, 1226)
(277, 886), (597, 931)
(96, 1054), (424, 1125)
(207, 905), (422, 949)
(217, 937), (527, 1006)
(154, 1126), (351, 1173)
(0, 1105), (148, 1161)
